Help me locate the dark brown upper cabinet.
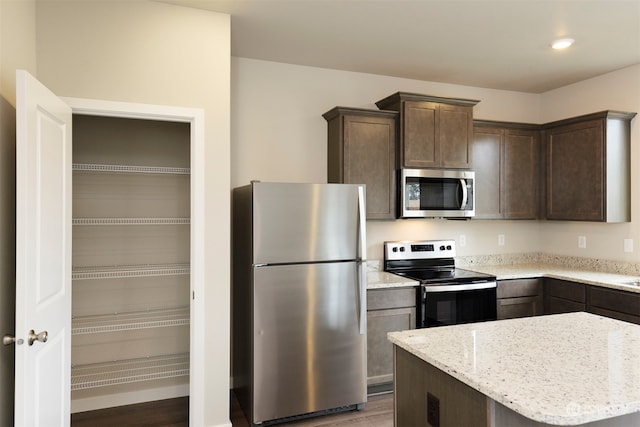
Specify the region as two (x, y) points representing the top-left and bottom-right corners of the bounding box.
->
(544, 111), (636, 222)
(472, 121), (540, 220)
(323, 107), (398, 220)
(375, 92), (479, 169)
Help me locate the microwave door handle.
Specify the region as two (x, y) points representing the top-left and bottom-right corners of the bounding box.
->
(459, 179), (468, 209)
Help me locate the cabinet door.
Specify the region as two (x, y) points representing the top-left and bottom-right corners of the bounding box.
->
(546, 119), (605, 221)
(402, 100), (438, 168)
(497, 296), (543, 319)
(367, 307), (416, 387)
(472, 127), (502, 219)
(325, 108), (397, 220)
(343, 115), (396, 219)
(497, 278), (542, 299)
(497, 279), (543, 319)
(503, 130), (539, 219)
(545, 279), (586, 314)
(439, 104), (473, 169)
(587, 286), (640, 325)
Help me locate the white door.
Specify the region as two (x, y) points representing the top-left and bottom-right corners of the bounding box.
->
(14, 70), (72, 426)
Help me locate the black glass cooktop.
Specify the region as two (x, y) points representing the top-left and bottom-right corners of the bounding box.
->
(393, 267), (495, 284)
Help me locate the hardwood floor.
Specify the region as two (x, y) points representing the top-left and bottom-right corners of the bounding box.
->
(70, 393), (393, 427)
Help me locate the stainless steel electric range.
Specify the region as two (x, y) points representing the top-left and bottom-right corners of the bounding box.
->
(384, 239), (497, 328)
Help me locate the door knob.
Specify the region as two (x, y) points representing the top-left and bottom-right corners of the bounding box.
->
(27, 330), (48, 346)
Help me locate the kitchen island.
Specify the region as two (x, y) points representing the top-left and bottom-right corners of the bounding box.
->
(388, 312), (640, 426)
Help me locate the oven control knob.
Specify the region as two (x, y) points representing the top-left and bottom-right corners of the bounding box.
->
(392, 247), (398, 252)
(447, 245), (452, 250)
(440, 245), (445, 251)
(399, 247), (405, 252)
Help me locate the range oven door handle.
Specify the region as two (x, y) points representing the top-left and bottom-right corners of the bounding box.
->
(423, 281), (496, 293)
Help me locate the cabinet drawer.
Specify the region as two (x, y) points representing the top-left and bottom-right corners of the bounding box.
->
(367, 288), (417, 311)
(497, 279), (542, 299)
(497, 295), (543, 320)
(588, 286), (640, 317)
(545, 278), (586, 303)
(588, 306), (640, 325)
(547, 296), (585, 314)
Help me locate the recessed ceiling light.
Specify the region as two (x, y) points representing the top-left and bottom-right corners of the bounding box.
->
(552, 38), (575, 50)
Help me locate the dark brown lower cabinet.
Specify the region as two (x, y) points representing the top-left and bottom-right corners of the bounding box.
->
(544, 278), (586, 314)
(394, 347), (487, 426)
(588, 285), (640, 325)
(366, 287), (416, 393)
(497, 279), (543, 319)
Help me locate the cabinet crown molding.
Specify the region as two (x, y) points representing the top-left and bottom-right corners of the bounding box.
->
(543, 110), (637, 129)
(322, 106), (398, 121)
(375, 91), (480, 109)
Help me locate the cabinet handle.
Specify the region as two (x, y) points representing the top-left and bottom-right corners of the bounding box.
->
(459, 179), (468, 209)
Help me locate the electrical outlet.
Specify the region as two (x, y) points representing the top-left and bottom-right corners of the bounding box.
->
(459, 234), (466, 247)
(498, 234), (505, 246)
(578, 236), (586, 249)
(624, 239), (634, 253)
(427, 392), (440, 427)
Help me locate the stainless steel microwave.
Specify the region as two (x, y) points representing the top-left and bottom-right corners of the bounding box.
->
(399, 169), (475, 218)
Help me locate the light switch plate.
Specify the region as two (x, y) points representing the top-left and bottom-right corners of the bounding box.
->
(624, 239), (633, 253)
(459, 234), (466, 247)
(498, 234), (505, 246)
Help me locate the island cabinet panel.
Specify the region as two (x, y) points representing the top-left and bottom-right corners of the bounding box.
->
(497, 279), (543, 319)
(544, 278), (586, 314)
(472, 121), (540, 219)
(375, 92), (479, 169)
(544, 110), (636, 222)
(323, 107), (398, 220)
(587, 286), (640, 325)
(394, 347), (488, 427)
(366, 288), (416, 392)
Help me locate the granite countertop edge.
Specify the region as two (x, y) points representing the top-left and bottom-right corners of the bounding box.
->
(367, 263), (640, 294)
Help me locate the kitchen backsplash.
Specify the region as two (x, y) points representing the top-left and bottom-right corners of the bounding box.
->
(459, 253), (640, 276)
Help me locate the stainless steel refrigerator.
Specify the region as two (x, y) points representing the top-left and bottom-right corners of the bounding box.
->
(232, 182), (367, 425)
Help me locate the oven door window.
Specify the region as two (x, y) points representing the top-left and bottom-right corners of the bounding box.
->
(422, 287), (497, 327)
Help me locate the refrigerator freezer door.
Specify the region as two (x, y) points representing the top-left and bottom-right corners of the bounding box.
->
(253, 262), (366, 424)
(253, 182), (364, 265)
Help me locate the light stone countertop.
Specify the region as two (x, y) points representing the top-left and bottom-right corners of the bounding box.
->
(468, 263), (640, 294)
(366, 270), (418, 290)
(388, 312), (640, 425)
(367, 262), (640, 294)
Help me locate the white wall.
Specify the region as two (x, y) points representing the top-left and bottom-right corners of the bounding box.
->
(0, 1), (37, 425)
(539, 64), (640, 262)
(231, 57), (544, 261)
(35, 1), (230, 426)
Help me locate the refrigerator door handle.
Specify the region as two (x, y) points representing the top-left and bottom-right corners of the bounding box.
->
(358, 261), (366, 335)
(357, 185), (366, 335)
(357, 185), (366, 260)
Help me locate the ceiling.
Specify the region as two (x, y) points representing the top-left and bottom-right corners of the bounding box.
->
(160, 0), (640, 93)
